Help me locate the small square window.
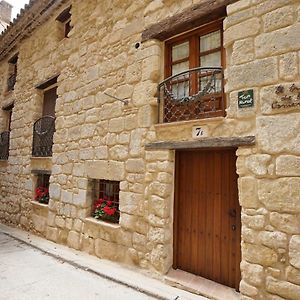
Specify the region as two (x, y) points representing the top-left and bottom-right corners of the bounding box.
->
(35, 174), (50, 204)
(93, 180), (120, 223)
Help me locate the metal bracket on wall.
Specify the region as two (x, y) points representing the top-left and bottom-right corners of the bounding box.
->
(104, 92), (129, 105)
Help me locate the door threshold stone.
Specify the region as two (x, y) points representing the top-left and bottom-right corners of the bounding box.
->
(165, 269), (240, 300)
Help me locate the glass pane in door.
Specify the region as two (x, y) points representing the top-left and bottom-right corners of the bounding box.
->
(172, 41), (189, 61)
(200, 52), (221, 68)
(199, 72), (222, 94)
(172, 61), (189, 76)
(200, 30), (221, 52)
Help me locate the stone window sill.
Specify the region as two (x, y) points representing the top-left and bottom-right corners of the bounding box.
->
(30, 157), (52, 160)
(31, 200), (49, 210)
(85, 217), (120, 229)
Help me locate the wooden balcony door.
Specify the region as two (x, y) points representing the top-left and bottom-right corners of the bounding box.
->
(174, 149), (241, 290)
(42, 87), (57, 117)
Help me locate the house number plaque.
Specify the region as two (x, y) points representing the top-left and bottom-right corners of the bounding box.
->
(192, 126), (208, 139)
(238, 89), (254, 108)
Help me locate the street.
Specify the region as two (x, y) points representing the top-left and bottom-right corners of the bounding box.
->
(0, 232), (156, 300)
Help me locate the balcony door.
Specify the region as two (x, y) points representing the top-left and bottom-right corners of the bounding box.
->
(162, 20), (224, 122)
(32, 86), (57, 157)
(42, 87), (57, 117)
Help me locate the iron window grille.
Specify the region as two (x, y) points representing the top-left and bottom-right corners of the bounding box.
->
(158, 67), (224, 123)
(93, 180), (120, 223)
(0, 131), (10, 160)
(32, 116), (55, 157)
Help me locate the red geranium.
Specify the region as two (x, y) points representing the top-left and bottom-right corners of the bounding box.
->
(35, 186), (49, 204)
(106, 200), (113, 206)
(103, 206), (116, 216)
(94, 198), (104, 209)
(93, 196), (119, 223)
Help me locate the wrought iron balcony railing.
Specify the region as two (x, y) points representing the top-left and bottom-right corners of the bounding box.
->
(32, 116), (55, 157)
(0, 131), (10, 160)
(7, 73), (17, 91)
(157, 67), (224, 123)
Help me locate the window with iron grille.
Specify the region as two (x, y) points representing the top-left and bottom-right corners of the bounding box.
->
(159, 20), (225, 123)
(56, 6), (72, 38)
(93, 180), (120, 223)
(35, 174), (50, 205)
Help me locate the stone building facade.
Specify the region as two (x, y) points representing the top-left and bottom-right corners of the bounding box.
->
(0, 0), (300, 299)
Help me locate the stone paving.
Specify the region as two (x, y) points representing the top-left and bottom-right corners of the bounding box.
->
(0, 225), (205, 300)
(0, 232), (157, 300)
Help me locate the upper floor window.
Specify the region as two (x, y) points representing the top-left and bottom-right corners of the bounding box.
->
(56, 6), (72, 38)
(32, 77), (57, 157)
(7, 54), (18, 92)
(166, 24), (222, 77)
(158, 20), (224, 123)
(0, 103), (13, 160)
(3, 103), (13, 131)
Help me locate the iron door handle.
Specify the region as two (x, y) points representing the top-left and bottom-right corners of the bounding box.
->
(232, 225), (236, 231)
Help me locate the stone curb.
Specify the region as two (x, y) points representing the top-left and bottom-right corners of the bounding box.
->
(0, 224), (205, 300)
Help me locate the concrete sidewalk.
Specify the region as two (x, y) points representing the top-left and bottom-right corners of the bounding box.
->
(0, 224), (207, 300)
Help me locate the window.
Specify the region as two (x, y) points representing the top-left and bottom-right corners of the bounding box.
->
(7, 54), (18, 92)
(159, 20), (224, 123)
(34, 173), (50, 204)
(32, 80), (57, 157)
(165, 21), (223, 76)
(3, 103), (13, 131)
(93, 180), (120, 223)
(0, 104), (13, 160)
(42, 87), (57, 118)
(56, 6), (72, 38)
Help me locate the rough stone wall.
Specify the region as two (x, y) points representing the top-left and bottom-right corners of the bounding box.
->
(224, 1), (300, 299)
(0, 0), (202, 275)
(0, 0), (299, 298)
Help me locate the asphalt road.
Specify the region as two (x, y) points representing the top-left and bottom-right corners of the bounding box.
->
(0, 232), (156, 300)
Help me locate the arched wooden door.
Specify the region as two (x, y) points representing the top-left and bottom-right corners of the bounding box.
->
(174, 148), (241, 290)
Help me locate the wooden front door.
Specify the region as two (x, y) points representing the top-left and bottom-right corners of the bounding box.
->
(174, 149), (241, 290)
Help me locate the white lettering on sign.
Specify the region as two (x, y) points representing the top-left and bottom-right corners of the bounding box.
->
(239, 99), (252, 105)
(239, 94), (251, 100)
(192, 126), (208, 139)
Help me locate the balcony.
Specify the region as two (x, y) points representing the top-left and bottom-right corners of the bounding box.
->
(7, 73), (17, 92)
(0, 131), (10, 160)
(157, 67), (224, 123)
(32, 116), (55, 157)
